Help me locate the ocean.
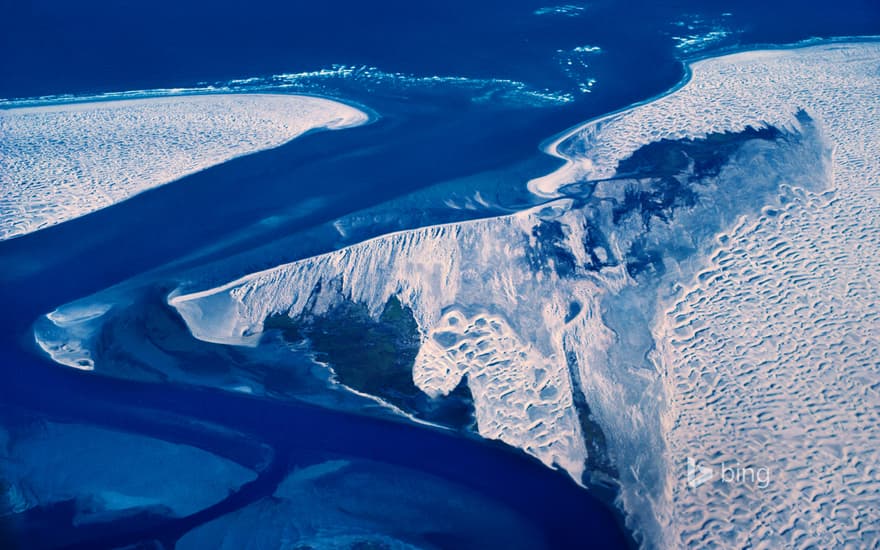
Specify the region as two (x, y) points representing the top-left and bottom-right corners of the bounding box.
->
(1, 0), (878, 548)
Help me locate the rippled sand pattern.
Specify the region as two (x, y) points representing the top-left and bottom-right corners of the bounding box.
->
(415, 309), (585, 479)
(0, 94), (367, 240)
(167, 206), (596, 478)
(647, 46), (880, 547)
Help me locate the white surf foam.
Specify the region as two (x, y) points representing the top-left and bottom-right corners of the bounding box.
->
(533, 5), (587, 17)
(2, 66), (574, 110)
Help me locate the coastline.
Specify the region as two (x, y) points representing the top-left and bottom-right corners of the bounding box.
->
(528, 34), (880, 197)
(1, 93), (372, 242)
(7, 35), (880, 549)
(0, 84), (380, 125)
(162, 37), (880, 548)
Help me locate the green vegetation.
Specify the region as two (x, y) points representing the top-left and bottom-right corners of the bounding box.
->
(264, 297), (474, 429)
(307, 296), (421, 399)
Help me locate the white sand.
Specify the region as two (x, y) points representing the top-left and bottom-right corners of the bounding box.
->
(0, 93), (368, 240)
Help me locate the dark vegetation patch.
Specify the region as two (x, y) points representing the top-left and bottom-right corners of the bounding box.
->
(549, 124), (790, 281)
(613, 176), (698, 229)
(581, 220), (617, 271)
(563, 351), (618, 485)
(615, 125), (782, 179)
(265, 296), (475, 430)
(608, 124), (786, 279)
(564, 301), (582, 323)
(624, 239), (666, 279)
(526, 220), (579, 277)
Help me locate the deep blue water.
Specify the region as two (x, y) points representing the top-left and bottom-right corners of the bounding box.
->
(0, 350), (632, 549)
(2, 1), (879, 548)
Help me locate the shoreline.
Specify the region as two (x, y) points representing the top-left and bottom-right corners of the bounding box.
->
(0, 84), (380, 124)
(164, 37), (880, 548)
(528, 34), (880, 197)
(9, 35), (880, 549)
(0, 89), (379, 133)
(1, 93), (373, 242)
(168, 36), (880, 301)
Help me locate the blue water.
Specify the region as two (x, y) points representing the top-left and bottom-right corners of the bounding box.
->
(2, 1), (879, 548)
